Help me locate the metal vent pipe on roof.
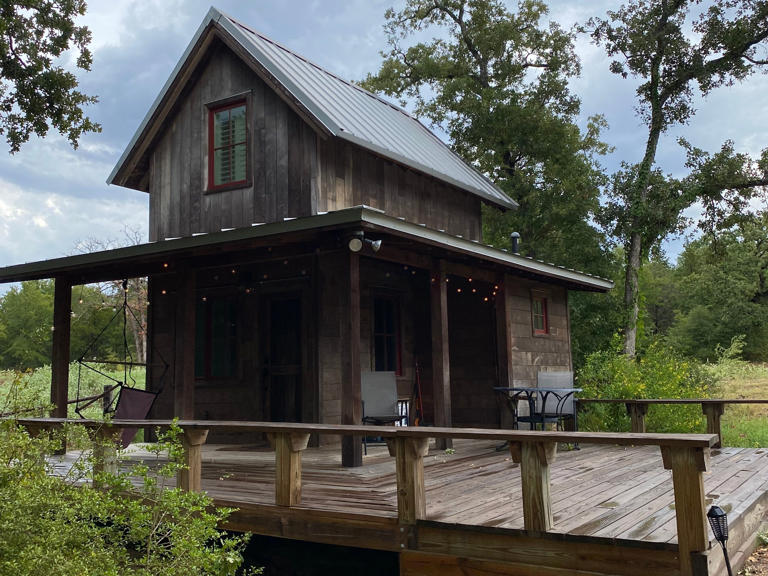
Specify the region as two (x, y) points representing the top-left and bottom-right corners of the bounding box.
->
(510, 232), (521, 254)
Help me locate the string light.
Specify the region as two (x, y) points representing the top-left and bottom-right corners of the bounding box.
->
(161, 289), (167, 295)
(163, 263), (169, 269)
(457, 288), (462, 293)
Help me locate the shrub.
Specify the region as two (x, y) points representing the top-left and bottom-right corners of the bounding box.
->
(577, 338), (716, 433)
(0, 419), (259, 576)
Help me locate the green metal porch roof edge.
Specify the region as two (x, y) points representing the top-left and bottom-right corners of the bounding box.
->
(106, 7), (517, 211)
(0, 207), (612, 291)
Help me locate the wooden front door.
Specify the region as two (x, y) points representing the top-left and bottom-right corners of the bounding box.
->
(265, 296), (303, 422)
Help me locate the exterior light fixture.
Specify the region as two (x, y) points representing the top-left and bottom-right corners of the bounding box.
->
(707, 506), (732, 576)
(347, 231), (382, 253)
(348, 231), (364, 252)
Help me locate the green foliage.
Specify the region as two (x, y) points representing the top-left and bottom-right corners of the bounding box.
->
(1, 363), (146, 419)
(588, 0), (768, 355)
(668, 214), (768, 361)
(0, 418), (258, 575)
(362, 0), (611, 270)
(0, 280), (138, 370)
(578, 339), (715, 433)
(0, 0), (100, 152)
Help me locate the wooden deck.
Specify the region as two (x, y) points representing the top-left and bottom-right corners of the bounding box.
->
(57, 438), (768, 545)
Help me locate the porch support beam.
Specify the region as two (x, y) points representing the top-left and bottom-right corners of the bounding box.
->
(387, 436), (430, 524)
(173, 266), (196, 419)
(178, 428), (209, 492)
(495, 274), (513, 390)
(273, 432), (311, 506)
(430, 260), (452, 450)
(341, 250), (362, 467)
(51, 277), (72, 423)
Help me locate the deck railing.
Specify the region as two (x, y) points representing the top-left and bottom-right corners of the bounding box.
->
(578, 398), (768, 448)
(13, 418), (716, 576)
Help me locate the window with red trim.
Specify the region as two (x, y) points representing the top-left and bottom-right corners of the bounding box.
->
(373, 296), (401, 374)
(208, 101), (247, 190)
(532, 296), (548, 335)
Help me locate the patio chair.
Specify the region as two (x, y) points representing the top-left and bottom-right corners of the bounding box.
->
(361, 371), (406, 454)
(537, 371), (577, 431)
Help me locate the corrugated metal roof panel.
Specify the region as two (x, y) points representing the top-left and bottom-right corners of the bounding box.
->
(216, 9), (517, 210)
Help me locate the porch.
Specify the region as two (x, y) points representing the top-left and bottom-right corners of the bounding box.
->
(30, 418), (768, 576)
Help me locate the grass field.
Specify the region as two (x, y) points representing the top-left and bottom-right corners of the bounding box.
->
(708, 360), (768, 447)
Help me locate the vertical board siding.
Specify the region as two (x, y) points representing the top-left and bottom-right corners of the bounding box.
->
(149, 43), (317, 239)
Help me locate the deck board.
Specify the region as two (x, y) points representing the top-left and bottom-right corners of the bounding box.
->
(54, 439), (768, 546)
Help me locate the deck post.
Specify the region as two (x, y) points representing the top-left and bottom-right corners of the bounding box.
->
(341, 250), (362, 467)
(702, 402), (724, 449)
(273, 432), (310, 506)
(626, 402), (648, 433)
(178, 428), (208, 492)
(173, 266), (196, 419)
(430, 260), (452, 450)
(387, 436), (430, 524)
(516, 441), (557, 532)
(661, 446), (710, 576)
(51, 277), (72, 421)
(92, 426), (120, 488)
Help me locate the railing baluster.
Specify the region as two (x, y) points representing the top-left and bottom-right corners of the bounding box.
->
(512, 440), (557, 532)
(272, 432), (310, 506)
(387, 436), (430, 524)
(702, 402), (724, 449)
(661, 445), (710, 576)
(178, 428), (209, 492)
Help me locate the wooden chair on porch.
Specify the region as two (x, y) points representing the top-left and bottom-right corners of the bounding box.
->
(361, 371), (406, 454)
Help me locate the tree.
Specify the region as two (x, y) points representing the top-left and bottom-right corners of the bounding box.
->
(589, 0), (768, 356)
(361, 0), (611, 272)
(669, 213), (768, 361)
(0, 0), (100, 152)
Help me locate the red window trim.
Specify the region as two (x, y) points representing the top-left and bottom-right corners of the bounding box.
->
(372, 294), (402, 376)
(207, 100), (248, 192)
(532, 295), (548, 335)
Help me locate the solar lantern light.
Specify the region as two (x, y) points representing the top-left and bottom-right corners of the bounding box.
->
(707, 505), (733, 576)
(348, 231), (364, 253)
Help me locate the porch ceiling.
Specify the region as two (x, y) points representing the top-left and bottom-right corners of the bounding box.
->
(0, 206), (612, 291)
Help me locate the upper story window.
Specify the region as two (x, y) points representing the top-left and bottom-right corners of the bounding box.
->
(208, 101), (247, 190)
(532, 295), (548, 335)
(373, 295), (401, 374)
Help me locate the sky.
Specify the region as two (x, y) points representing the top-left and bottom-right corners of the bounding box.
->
(0, 0), (766, 290)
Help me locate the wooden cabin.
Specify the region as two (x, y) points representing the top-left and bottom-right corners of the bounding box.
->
(0, 7), (610, 466)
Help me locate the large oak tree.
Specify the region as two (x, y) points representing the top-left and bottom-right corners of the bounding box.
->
(590, 0), (768, 356)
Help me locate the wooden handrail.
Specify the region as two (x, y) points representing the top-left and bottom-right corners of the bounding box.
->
(11, 418), (716, 448)
(578, 397), (768, 447)
(11, 417), (716, 576)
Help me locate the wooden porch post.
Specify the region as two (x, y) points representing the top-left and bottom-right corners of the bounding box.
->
(51, 277), (72, 423)
(273, 432), (311, 506)
(173, 266), (196, 419)
(341, 251), (362, 467)
(495, 274), (513, 389)
(178, 428), (209, 492)
(661, 446), (710, 576)
(430, 261), (452, 450)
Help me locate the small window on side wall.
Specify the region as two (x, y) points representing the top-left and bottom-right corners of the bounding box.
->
(373, 296), (401, 375)
(208, 100), (248, 191)
(532, 295), (548, 335)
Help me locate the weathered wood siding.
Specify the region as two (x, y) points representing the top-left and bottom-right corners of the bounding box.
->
(317, 138), (483, 240)
(147, 42), (483, 242)
(148, 43), (316, 241)
(506, 280), (572, 388)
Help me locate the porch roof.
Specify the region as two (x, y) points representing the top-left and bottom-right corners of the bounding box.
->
(0, 206), (612, 291)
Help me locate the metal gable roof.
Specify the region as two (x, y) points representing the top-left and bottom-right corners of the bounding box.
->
(108, 7), (517, 211)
